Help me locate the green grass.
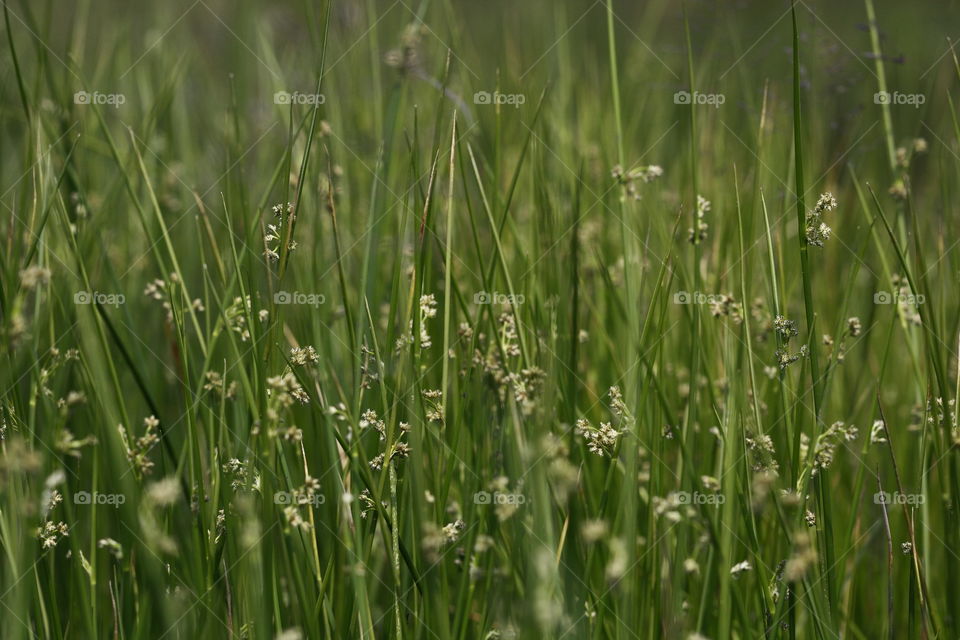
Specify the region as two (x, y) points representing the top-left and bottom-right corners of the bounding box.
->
(1, 0), (959, 637)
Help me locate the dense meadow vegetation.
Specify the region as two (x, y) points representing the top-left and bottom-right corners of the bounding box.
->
(2, 0), (960, 637)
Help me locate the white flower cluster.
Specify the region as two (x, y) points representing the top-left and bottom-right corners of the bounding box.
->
(575, 418), (621, 457)
(290, 346), (319, 366)
(688, 195), (710, 244)
(265, 202), (296, 262)
(611, 163), (664, 200)
(805, 192), (837, 247)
